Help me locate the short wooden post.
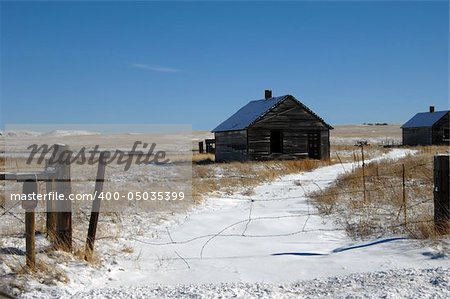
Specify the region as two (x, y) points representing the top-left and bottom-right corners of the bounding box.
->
(25, 212), (35, 270)
(198, 141), (204, 154)
(434, 155), (450, 234)
(85, 151), (108, 261)
(22, 180), (38, 270)
(49, 144), (72, 251)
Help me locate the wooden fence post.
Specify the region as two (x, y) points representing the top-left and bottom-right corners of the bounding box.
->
(198, 141), (204, 154)
(45, 178), (56, 239)
(361, 145), (366, 202)
(85, 151), (108, 261)
(22, 180), (38, 270)
(434, 155), (449, 234)
(49, 144), (72, 251)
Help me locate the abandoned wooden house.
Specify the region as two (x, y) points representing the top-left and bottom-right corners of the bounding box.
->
(212, 90), (333, 162)
(401, 106), (450, 146)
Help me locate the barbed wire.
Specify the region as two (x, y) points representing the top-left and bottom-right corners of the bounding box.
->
(0, 202), (24, 224)
(0, 154), (440, 254)
(127, 210), (434, 260)
(0, 166), (433, 185)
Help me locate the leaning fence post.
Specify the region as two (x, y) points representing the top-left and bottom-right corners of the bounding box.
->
(434, 155), (450, 234)
(22, 180), (38, 270)
(85, 151), (108, 261)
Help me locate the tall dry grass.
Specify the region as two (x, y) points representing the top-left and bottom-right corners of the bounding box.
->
(311, 145), (449, 239)
(193, 157), (332, 199)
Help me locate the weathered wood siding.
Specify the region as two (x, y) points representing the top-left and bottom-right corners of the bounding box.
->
(247, 98), (330, 160)
(432, 113), (450, 144)
(402, 127), (432, 145)
(214, 130), (247, 162)
(321, 130), (330, 159)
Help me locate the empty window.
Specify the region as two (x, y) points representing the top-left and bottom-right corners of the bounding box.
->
(270, 130), (283, 153)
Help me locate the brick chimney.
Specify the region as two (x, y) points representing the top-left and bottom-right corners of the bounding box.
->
(265, 89), (272, 100)
(430, 106), (435, 113)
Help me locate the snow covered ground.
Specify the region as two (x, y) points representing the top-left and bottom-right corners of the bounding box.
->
(65, 267), (450, 299)
(13, 148), (449, 298)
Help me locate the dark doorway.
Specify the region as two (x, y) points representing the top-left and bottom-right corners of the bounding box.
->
(270, 130), (283, 153)
(308, 132), (321, 159)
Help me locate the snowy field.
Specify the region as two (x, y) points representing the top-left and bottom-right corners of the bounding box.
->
(10, 148), (449, 299)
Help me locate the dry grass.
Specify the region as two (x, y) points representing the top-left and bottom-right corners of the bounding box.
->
(191, 142), (397, 201)
(311, 145), (449, 239)
(121, 245), (134, 254)
(0, 254), (70, 296)
(330, 144), (392, 163)
(16, 259), (69, 282)
(192, 153), (214, 163)
(193, 158), (332, 199)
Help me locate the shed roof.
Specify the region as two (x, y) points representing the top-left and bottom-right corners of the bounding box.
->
(401, 110), (449, 129)
(212, 95), (332, 132)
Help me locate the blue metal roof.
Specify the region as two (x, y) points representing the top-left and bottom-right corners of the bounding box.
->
(212, 95), (332, 132)
(401, 110), (449, 128)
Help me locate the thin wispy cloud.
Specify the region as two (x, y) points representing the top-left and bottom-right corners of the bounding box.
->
(130, 63), (182, 73)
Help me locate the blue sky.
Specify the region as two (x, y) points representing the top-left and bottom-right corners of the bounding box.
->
(1, 1), (448, 130)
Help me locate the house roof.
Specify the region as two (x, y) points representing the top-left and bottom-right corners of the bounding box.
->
(212, 95), (332, 132)
(401, 110), (449, 129)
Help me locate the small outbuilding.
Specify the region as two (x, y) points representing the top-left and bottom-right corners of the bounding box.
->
(212, 90), (333, 162)
(401, 106), (450, 146)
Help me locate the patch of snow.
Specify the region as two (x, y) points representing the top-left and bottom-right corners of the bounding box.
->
(371, 148), (417, 161)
